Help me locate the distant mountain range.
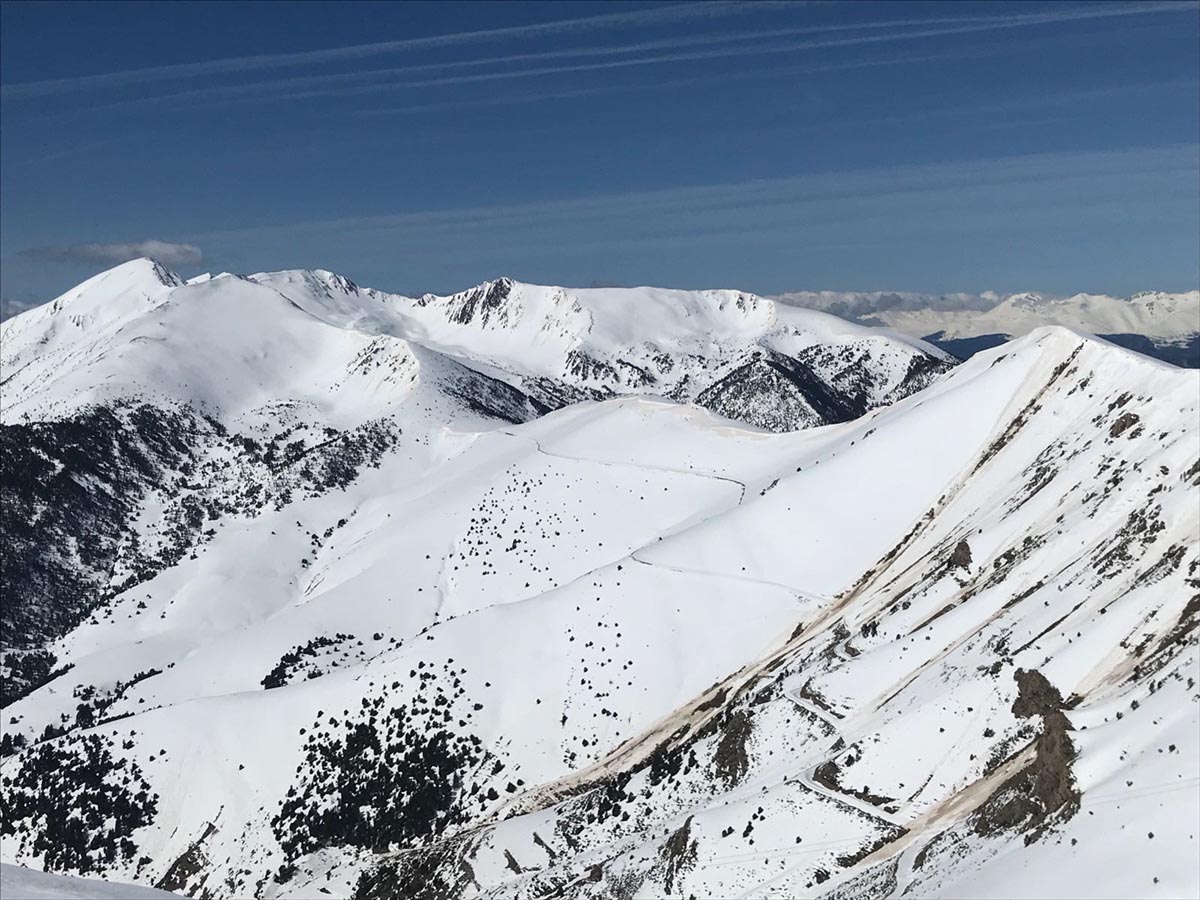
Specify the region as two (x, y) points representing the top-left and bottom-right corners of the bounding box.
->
(1, 261), (1197, 899)
(773, 289), (1200, 366)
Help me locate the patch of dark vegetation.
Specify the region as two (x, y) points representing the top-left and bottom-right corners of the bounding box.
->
(2, 401), (406, 708)
(72, 667), (162, 730)
(517, 376), (594, 412)
(983, 534), (1047, 590)
(972, 669), (1080, 844)
(1184, 458), (1200, 486)
(0, 730), (28, 757)
(0, 731), (158, 874)
(1137, 544), (1189, 589)
(271, 659), (498, 870)
(566, 350), (623, 390)
(981, 723), (1038, 777)
(261, 634), (355, 689)
(889, 351), (955, 399)
(1, 404), (204, 661)
(1, 648), (73, 708)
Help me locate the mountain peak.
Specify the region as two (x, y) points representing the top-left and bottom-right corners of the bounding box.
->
(1000, 291), (1046, 308)
(77, 256), (183, 292)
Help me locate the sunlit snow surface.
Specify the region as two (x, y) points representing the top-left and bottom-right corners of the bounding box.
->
(1, 262), (1196, 899)
(0, 863), (179, 899)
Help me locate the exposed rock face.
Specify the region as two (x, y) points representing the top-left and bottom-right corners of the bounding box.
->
(972, 668), (1080, 842)
(948, 539), (973, 570)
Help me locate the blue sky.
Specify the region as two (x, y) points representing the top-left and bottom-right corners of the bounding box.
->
(1, 0), (1198, 305)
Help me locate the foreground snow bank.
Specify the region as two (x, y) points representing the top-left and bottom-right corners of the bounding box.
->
(0, 864), (179, 899)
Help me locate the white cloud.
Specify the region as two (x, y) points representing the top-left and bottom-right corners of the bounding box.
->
(24, 240), (204, 267)
(770, 290), (1004, 317)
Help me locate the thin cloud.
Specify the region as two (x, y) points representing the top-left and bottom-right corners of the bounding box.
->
(84, 0), (1196, 114)
(188, 144), (1198, 243)
(150, 48), (966, 119)
(23, 240), (204, 267)
(341, 38), (1082, 119)
(0, 297), (42, 321)
(83, 17), (949, 111)
(778, 78), (1200, 133)
(0, 1), (780, 99)
(771, 290), (1006, 317)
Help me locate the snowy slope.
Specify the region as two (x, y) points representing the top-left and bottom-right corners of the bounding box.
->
(1, 261), (1197, 900)
(0, 863), (180, 899)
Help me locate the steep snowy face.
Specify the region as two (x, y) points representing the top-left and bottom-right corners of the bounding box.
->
(2, 296), (1195, 900)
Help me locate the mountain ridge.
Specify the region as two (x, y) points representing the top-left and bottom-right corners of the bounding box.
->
(1, 262), (1196, 900)
(3, 259), (953, 431)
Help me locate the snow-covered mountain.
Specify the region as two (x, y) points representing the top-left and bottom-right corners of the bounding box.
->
(256, 269), (952, 430)
(0, 261), (947, 688)
(774, 289), (1200, 367)
(2, 262), (950, 431)
(1, 261), (1197, 900)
